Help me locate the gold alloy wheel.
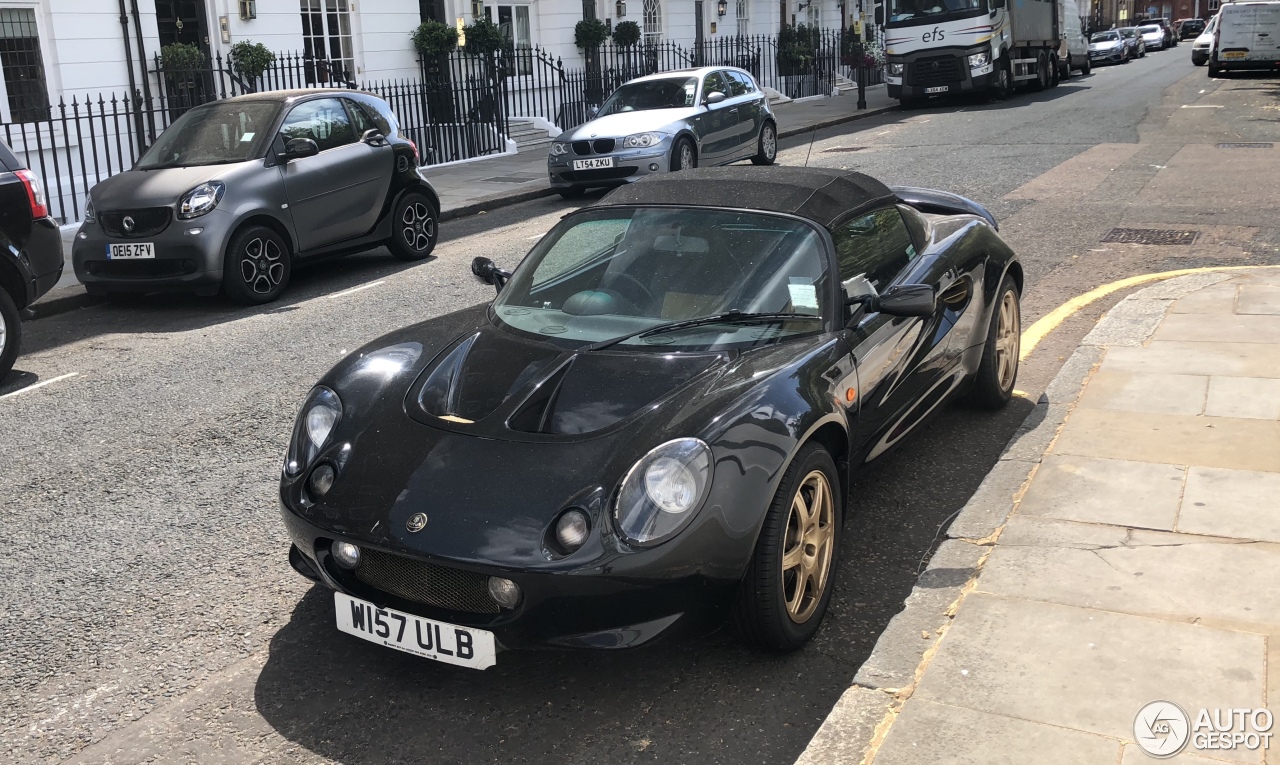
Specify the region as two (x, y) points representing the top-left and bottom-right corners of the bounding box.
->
(995, 289), (1021, 391)
(782, 470), (835, 624)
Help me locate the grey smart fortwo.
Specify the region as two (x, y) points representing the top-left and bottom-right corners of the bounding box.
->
(73, 90), (440, 304)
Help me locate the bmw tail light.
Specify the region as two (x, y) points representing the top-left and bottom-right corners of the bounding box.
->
(16, 169), (49, 219)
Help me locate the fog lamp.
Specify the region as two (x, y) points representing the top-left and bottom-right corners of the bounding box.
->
(649, 163), (659, 171)
(331, 541), (361, 569)
(308, 463), (336, 497)
(555, 509), (591, 552)
(488, 576), (521, 608)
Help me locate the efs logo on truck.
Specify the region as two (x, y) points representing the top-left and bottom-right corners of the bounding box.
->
(922, 26), (946, 42)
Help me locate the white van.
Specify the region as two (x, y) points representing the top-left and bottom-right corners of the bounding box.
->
(1059, 0), (1093, 76)
(1210, 0), (1280, 75)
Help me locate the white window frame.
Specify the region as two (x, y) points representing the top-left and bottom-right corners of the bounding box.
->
(0, 0), (54, 124)
(736, 0), (749, 36)
(300, 0), (358, 82)
(643, 0), (663, 44)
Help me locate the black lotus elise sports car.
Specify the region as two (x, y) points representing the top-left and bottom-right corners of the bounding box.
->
(279, 166), (1022, 670)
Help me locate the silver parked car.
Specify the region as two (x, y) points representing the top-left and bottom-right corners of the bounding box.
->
(73, 90), (440, 305)
(548, 67), (778, 199)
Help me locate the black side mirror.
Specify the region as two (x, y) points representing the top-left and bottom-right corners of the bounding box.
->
(283, 137), (319, 161)
(361, 128), (387, 146)
(877, 284), (937, 316)
(704, 91), (727, 105)
(471, 256), (512, 293)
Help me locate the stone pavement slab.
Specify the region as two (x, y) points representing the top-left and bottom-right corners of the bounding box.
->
(1075, 370), (1207, 415)
(1103, 341), (1280, 379)
(1154, 313), (1280, 344)
(1238, 285), (1280, 315)
(1050, 408), (1280, 473)
(1205, 376), (1280, 420)
(1016, 454), (1184, 529)
(1179, 466), (1280, 543)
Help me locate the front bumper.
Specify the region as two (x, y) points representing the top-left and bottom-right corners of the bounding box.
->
(279, 504), (739, 651)
(885, 48), (998, 98)
(1089, 48), (1128, 63)
(1212, 56), (1280, 71)
(71, 208), (238, 293)
(548, 142), (673, 191)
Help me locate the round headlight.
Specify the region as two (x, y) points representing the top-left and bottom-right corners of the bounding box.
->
(331, 541), (361, 569)
(308, 463), (336, 497)
(488, 576), (521, 608)
(615, 438), (712, 547)
(286, 386), (342, 477)
(554, 509), (591, 553)
(306, 404), (338, 449)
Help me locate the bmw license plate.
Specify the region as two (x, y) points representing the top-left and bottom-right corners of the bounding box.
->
(572, 157), (615, 170)
(333, 592), (497, 670)
(106, 242), (154, 259)
(924, 86), (949, 94)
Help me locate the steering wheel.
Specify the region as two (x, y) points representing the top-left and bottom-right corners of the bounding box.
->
(605, 273), (655, 310)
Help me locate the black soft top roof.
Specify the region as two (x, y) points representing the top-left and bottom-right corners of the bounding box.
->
(597, 166), (896, 228)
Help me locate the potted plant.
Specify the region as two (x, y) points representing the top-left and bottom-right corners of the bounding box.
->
(228, 40), (275, 89)
(411, 20), (459, 60)
(159, 42), (205, 73)
(463, 18), (510, 56)
(777, 24), (817, 76)
(612, 20), (642, 47)
(574, 18), (610, 50)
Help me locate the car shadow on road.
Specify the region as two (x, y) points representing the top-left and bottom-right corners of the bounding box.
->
(251, 395), (1034, 764)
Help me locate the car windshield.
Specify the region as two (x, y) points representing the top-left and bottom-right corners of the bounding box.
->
(1119, 28), (1137, 37)
(1138, 25), (1161, 33)
(492, 207), (830, 350)
(597, 77), (701, 115)
(137, 101), (279, 169)
(1091, 31), (1121, 41)
(887, 0), (986, 24)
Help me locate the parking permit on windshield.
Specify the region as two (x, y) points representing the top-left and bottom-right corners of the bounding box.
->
(788, 279), (819, 311)
(240, 132), (255, 142)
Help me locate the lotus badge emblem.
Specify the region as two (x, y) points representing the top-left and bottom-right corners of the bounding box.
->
(406, 512), (428, 533)
(122, 215), (135, 232)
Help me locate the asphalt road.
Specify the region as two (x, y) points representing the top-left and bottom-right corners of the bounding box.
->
(3, 50), (1279, 765)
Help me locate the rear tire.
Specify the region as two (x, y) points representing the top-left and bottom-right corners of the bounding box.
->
(670, 137), (697, 171)
(221, 224), (292, 305)
(730, 442), (842, 651)
(0, 287), (21, 380)
(1083, 57), (1092, 75)
(1032, 51), (1050, 91)
(387, 190), (439, 262)
(966, 274), (1021, 409)
(751, 121), (777, 165)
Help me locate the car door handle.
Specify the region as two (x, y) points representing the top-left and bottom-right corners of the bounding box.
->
(728, 107), (739, 113)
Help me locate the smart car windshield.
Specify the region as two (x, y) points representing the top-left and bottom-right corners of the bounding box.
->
(493, 207), (830, 349)
(597, 77), (700, 115)
(887, 0), (986, 25)
(137, 101), (279, 169)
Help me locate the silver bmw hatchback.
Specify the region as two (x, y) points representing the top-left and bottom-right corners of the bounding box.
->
(548, 66), (778, 199)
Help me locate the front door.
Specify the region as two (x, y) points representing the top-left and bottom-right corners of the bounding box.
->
(278, 98), (393, 252)
(154, 0), (213, 109)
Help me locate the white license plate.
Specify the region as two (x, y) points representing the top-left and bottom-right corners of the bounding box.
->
(1221, 51), (1247, 60)
(107, 242), (154, 259)
(572, 157), (615, 170)
(925, 86), (950, 94)
(334, 592), (497, 670)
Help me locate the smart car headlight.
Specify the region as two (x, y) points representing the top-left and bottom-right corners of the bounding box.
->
(550, 142), (570, 156)
(285, 386), (342, 477)
(622, 132), (664, 148)
(83, 196), (95, 222)
(614, 438), (712, 547)
(888, 62), (905, 76)
(177, 181), (224, 220)
(968, 51), (991, 68)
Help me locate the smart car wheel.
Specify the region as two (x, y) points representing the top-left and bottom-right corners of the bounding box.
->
(222, 225), (291, 305)
(0, 287), (20, 380)
(670, 137), (697, 172)
(731, 442), (841, 651)
(389, 191), (439, 262)
(751, 122), (777, 166)
(966, 274), (1021, 409)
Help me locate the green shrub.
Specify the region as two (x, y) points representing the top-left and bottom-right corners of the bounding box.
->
(612, 20), (642, 47)
(411, 20), (459, 58)
(574, 18), (610, 49)
(228, 40), (275, 80)
(159, 42), (205, 72)
(463, 18), (509, 55)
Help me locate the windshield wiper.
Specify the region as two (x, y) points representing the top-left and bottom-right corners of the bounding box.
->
(582, 311), (820, 352)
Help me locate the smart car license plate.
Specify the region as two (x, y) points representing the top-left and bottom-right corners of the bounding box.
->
(924, 86), (949, 94)
(333, 592), (496, 670)
(572, 157), (615, 170)
(106, 242), (154, 259)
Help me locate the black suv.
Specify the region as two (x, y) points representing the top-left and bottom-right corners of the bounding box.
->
(1178, 18), (1206, 40)
(0, 139), (63, 379)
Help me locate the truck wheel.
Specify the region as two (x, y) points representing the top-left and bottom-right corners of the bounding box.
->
(1032, 52), (1050, 91)
(1208, 62), (1222, 77)
(1050, 55), (1061, 87)
(988, 61), (1013, 101)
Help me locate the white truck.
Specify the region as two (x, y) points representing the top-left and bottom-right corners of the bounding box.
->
(1209, 0), (1280, 76)
(881, 0), (1090, 104)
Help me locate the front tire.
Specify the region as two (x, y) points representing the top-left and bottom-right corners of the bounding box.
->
(966, 274), (1021, 409)
(221, 225), (291, 305)
(751, 121), (777, 165)
(731, 442), (842, 651)
(0, 287), (21, 380)
(1082, 57), (1092, 75)
(988, 60), (1013, 101)
(388, 191), (439, 262)
(670, 137), (697, 172)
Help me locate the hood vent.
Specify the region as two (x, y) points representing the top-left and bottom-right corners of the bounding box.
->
(506, 357), (575, 434)
(417, 332), (479, 421)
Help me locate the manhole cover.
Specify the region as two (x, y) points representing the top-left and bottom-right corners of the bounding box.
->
(1101, 228), (1200, 246)
(1216, 142), (1273, 149)
(822, 146), (866, 153)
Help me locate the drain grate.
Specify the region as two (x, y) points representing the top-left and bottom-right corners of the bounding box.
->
(822, 146), (866, 153)
(1101, 228), (1200, 246)
(1216, 142), (1273, 149)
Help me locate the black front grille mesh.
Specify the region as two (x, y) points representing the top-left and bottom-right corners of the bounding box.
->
(99, 207), (172, 237)
(571, 138), (617, 155)
(910, 56), (963, 86)
(354, 548), (500, 614)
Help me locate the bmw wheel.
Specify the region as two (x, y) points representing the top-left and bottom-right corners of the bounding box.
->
(751, 121), (777, 165)
(0, 287), (20, 380)
(966, 274), (1021, 409)
(731, 442), (842, 651)
(388, 190), (439, 262)
(222, 224), (291, 305)
(670, 137), (697, 172)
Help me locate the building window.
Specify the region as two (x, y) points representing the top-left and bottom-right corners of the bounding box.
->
(805, 3), (820, 28)
(736, 0), (749, 35)
(643, 0), (662, 43)
(300, 0), (355, 84)
(0, 8), (49, 123)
